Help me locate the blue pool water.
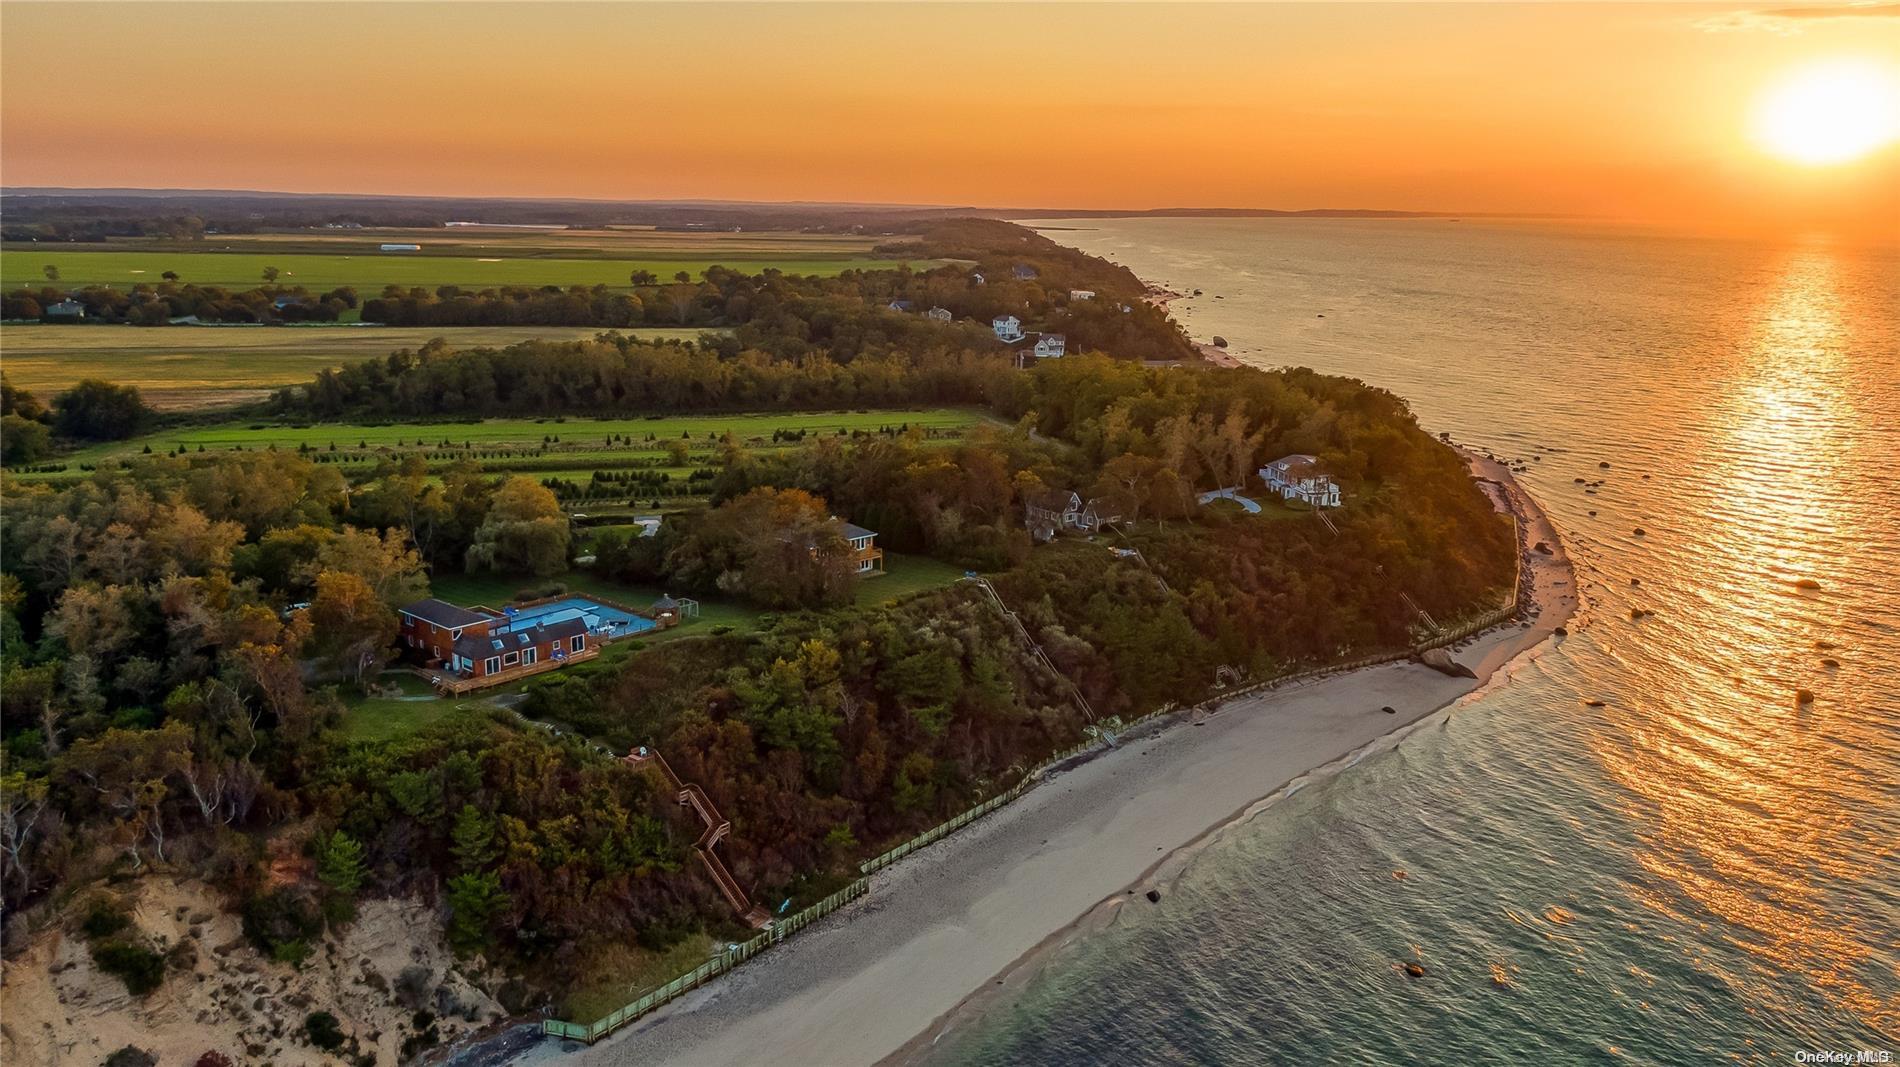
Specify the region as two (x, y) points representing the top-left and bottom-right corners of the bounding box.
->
(502, 595), (654, 637)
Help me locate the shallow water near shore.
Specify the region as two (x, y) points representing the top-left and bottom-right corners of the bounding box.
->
(928, 219), (1899, 1065)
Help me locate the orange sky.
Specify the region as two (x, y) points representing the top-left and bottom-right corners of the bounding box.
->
(3, 2), (1898, 235)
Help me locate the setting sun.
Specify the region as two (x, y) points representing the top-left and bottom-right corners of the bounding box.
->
(1752, 60), (1900, 166)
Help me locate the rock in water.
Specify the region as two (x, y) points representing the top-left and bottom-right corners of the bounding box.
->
(1381, 705), (1397, 714)
(1145, 889), (1161, 903)
(1821, 658), (1840, 668)
(1794, 578), (1822, 590)
(1416, 648), (1477, 678)
(1404, 962), (1427, 978)
(1584, 699), (1607, 707)
(1795, 689), (1815, 705)
(1633, 527), (1647, 536)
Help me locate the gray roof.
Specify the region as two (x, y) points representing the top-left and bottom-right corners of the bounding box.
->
(841, 523), (877, 541)
(400, 598), (490, 630)
(453, 614), (589, 661)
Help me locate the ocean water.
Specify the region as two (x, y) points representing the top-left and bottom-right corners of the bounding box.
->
(931, 219), (1899, 1065)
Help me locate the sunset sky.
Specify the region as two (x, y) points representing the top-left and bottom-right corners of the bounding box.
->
(4, 2), (1898, 234)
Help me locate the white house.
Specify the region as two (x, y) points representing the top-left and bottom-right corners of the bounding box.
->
(926, 306), (953, 322)
(1023, 489), (1122, 541)
(1032, 334), (1066, 359)
(1069, 289), (1095, 301)
(1259, 454), (1343, 508)
(993, 315), (1024, 342)
(971, 271), (986, 286)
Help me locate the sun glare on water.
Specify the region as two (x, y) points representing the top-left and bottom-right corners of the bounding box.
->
(1752, 60), (1900, 165)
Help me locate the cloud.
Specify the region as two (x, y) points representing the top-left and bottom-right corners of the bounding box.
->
(1695, 1), (1900, 32)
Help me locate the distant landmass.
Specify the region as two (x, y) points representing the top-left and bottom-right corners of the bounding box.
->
(0, 187), (1526, 235)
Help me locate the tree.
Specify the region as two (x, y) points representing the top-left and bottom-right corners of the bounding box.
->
(305, 571), (397, 688)
(445, 870), (508, 954)
(261, 266), (280, 284)
(42, 265), (58, 282)
(662, 438), (691, 466)
(0, 414), (53, 466)
(314, 830), (366, 920)
(51, 379), (153, 441)
(161, 271), (179, 283)
(465, 476), (570, 577)
(450, 804), (497, 871)
(629, 269), (657, 286)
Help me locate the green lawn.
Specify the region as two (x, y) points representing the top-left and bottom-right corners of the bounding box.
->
(35, 408), (990, 473)
(5, 250), (932, 290)
(858, 552), (968, 606)
(338, 672), (473, 742)
(0, 324), (702, 411)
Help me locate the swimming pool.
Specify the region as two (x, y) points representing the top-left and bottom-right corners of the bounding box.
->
(498, 595), (656, 638)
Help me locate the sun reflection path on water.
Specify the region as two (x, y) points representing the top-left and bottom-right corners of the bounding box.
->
(1589, 246), (1895, 1038)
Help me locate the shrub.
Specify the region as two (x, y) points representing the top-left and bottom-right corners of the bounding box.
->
(241, 886), (322, 963)
(90, 940), (166, 995)
(79, 897), (130, 940)
(304, 1011), (346, 1052)
(102, 1048), (156, 1067)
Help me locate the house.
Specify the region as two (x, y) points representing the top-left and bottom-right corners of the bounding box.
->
(1259, 454), (1343, 508)
(44, 299), (86, 320)
(399, 597), (603, 687)
(398, 598), (494, 664)
(1033, 334), (1066, 359)
(971, 272), (986, 286)
(842, 522), (885, 576)
(1069, 289), (1096, 301)
(379, 243), (421, 252)
(992, 315), (1024, 342)
(1023, 489), (1122, 541)
(926, 306), (953, 322)
(887, 299), (913, 312)
(448, 611), (592, 681)
(1011, 264), (1039, 280)
(271, 295), (304, 310)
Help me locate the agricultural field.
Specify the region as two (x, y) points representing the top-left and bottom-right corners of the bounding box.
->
(18, 408), (998, 513)
(16, 226), (917, 262)
(0, 324), (709, 410)
(3, 246), (933, 291)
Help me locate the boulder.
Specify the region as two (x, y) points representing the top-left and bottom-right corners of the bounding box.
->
(1404, 962), (1426, 978)
(1380, 705), (1397, 715)
(1533, 541), (1553, 555)
(1415, 648), (1476, 679)
(1795, 689), (1815, 705)
(1793, 578), (1822, 590)
(1211, 336), (1228, 348)
(1821, 658), (1840, 668)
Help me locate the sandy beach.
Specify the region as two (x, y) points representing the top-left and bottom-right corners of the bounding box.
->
(531, 457), (1576, 1067)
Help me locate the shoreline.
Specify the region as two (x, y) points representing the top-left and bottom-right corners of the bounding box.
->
(1142, 284), (1243, 368)
(534, 456), (1576, 1067)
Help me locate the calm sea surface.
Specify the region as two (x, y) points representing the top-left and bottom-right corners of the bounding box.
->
(931, 219), (1899, 1065)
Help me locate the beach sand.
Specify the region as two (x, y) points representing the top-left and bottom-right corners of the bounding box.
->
(535, 459), (1576, 1067)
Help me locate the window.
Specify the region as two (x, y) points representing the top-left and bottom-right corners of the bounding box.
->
(483, 657), (500, 675)
(570, 635), (585, 652)
(523, 648), (536, 666)
(503, 651), (519, 666)
(450, 627), (462, 640)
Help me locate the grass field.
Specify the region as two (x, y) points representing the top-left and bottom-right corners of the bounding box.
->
(9, 226), (913, 262)
(0, 324), (708, 410)
(4, 249), (929, 290)
(36, 408), (990, 471)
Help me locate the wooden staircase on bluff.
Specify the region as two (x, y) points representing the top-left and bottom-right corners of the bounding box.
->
(625, 748), (772, 929)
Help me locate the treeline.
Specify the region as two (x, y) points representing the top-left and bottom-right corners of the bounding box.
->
(3, 282), (360, 325)
(273, 335), (1013, 420)
(2, 377), (155, 465)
